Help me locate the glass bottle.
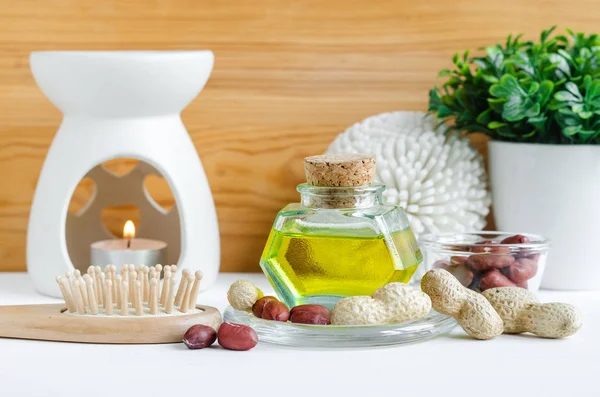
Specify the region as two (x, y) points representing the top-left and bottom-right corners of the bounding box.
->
(259, 154), (423, 309)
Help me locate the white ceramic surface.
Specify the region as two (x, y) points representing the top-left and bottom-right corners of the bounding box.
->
(27, 51), (220, 297)
(489, 141), (600, 290)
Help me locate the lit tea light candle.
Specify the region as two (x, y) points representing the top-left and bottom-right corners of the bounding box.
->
(124, 220), (134, 248)
(90, 220), (167, 272)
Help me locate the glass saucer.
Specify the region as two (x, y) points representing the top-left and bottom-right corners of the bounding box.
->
(223, 306), (457, 348)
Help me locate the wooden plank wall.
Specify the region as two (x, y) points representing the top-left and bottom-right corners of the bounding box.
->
(0, 0), (596, 271)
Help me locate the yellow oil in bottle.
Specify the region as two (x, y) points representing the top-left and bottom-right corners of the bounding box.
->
(260, 227), (422, 308)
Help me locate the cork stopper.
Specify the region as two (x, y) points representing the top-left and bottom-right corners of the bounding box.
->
(304, 154), (376, 187)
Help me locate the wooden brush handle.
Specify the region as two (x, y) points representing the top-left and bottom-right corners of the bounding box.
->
(0, 304), (221, 344)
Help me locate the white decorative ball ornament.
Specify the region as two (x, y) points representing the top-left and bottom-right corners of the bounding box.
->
(326, 111), (491, 236)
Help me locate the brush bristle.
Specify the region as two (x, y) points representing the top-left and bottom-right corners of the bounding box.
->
(56, 265), (203, 316)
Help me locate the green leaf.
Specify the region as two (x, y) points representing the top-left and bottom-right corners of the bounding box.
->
(486, 46), (504, 68)
(549, 53), (571, 77)
(562, 117), (580, 126)
(579, 111), (594, 119)
(565, 82), (582, 99)
(460, 63), (471, 76)
(555, 78), (567, 87)
(528, 115), (547, 133)
(476, 109), (493, 124)
(584, 75), (592, 91)
(444, 77), (462, 89)
(457, 111), (474, 123)
(549, 100), (568, 110)
(525, 103), (541, 118)
(586, 80), (600, 99)
(512, 33), (524, 46)
(579, 130), (598, 138)
(528, 82), (540, 94)
(488, 121), (507, 129)
(460, 124), (494, 134)
(558, 107), (575, 115)
(572, 103), (584, 113)
(472, 59), (488, 69)
(490, 75), (525, 98)
(438, 69), (453, 77)
(541, 26), (557, 43)
(488, 98), (506, 112)
(435, 105), (455, 118)
(503, 95), (527, 121)
(496, 128), (519, 138)
(555, 91), (581, 102)
(442, 95), (456, 106)
(428, 89), (442, 105)
(563, 125), (582, 135)
(558, 49), (574, 62)
(528, 114), (546, 123)
(555, 35), (569, 44)
(537, 80), (554, 104)
(482, 74), (499, 84)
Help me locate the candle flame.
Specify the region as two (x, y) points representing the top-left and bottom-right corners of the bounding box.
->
(123, 220), (135, 239)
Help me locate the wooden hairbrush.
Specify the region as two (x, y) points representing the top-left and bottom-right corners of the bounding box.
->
(0, 265), (221, 344)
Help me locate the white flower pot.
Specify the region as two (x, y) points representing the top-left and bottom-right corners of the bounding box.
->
(489, 141), (600, 290)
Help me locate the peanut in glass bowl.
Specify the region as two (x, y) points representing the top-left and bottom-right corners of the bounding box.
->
(418, 232), (551, 292)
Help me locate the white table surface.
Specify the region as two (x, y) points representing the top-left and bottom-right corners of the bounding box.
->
(0, 272), (598, 397)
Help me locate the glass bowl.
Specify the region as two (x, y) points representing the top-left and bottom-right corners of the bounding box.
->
(419, 232), (550, 292)
(223, 306), (456, 348)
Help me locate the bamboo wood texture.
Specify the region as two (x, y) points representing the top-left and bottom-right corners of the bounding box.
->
(0, 304), (221, 344)
(1, 0), (598, 272)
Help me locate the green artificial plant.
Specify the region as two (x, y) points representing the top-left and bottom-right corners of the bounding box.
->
(429, 26), (600, 144)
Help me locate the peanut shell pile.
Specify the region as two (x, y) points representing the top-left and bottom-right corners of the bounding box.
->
(224, 273), (582, 343)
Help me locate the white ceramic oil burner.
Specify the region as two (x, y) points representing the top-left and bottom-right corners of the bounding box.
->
(27, 51), (220, 297)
